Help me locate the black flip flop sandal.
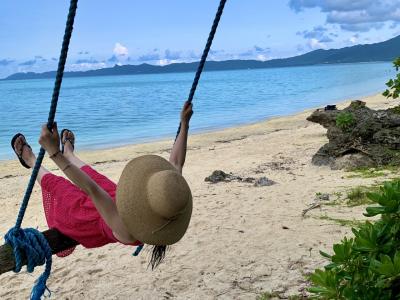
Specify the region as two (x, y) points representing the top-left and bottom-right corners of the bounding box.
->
(61, 129), (75, 154)
(11, 133), (32, 169)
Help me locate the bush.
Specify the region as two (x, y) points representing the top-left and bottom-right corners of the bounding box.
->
(389, 105), (400, 115)
(309, 180), (400, 299)
(336, 112), (355, 131)
(383, 57), (400, 99)
(346, 186), (371, 207)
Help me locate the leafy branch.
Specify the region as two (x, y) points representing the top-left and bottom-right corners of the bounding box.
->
(383, 57), (400, 99)
(309, 180), (400, 299)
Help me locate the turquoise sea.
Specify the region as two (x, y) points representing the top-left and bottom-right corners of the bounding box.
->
(0, 62), (395, 160)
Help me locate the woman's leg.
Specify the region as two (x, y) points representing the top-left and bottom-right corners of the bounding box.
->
(13, 135), (50, 183)
(61, 130), (117, 195)
(14, 135), (78, 257)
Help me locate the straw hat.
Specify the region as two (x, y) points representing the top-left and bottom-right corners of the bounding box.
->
(116, 155), (192, 245)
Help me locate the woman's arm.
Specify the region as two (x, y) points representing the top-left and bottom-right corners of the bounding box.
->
(169, 101), (193, 174)
(39, 124), (134, 243)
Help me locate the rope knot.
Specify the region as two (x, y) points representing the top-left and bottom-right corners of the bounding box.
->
(5, 227), (53, 300)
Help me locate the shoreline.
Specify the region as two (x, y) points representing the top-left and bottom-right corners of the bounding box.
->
(0, 61), (393, 161)
(0, 90), (389, 165)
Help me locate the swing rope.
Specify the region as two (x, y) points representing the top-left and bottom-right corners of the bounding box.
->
(5, 1), (78, 299)
(5, 0), (226, 298)
(176, 0), (227, 138)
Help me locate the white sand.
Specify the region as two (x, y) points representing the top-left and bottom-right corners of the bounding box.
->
(0, 93), (399, 299)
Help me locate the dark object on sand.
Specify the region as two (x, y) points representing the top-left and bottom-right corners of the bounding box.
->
(316, 193), (330, 201)
(254, 177), (276, 187)
(242, 177), (256, 183)
(204, 171), (272, 186)
(205, 170), (233, 183)
(307, 100), (400, 169)
(324, 105), (337, 111)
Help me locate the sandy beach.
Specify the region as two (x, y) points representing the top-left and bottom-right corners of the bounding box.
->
(0, 93), (399, 299)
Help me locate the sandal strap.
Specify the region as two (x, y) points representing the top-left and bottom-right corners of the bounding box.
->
(64, 137), (75, 144)
(62, 130), (75, 146)
(11, 134), (32, 169)
(15, 142), (31, 158)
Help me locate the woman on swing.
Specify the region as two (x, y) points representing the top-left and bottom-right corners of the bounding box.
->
(11, 101), (193, 269)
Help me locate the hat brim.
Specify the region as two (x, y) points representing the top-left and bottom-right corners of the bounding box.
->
(116, 155), (192, 245)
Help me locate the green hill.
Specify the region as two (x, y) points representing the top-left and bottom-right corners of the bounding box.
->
(4, 35), (400, 81)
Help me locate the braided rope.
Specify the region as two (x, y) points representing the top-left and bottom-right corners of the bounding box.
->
(15, 0), (78, 229)
(5, 1), (79, 299)
(175, 0), (227, 138)
(5, 228), (53, 300)
(6, 2), (224, 297)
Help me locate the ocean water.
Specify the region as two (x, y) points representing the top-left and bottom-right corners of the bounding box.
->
(0, 62), (395, 160)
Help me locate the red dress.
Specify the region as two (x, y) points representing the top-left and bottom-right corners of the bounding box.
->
(41, 165), (141, 257)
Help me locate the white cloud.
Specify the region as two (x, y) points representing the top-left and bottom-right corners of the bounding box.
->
(113, 43), (129, 56)
(164, 49), (181, 60)
(69, 62), (107, 71)
(297, 26), (334, 43)
(157, 58), (181, 66)
(157, 59), (170, 66)
(256, 54), (268, 61)
(290, 0), (400, 32)
(308, 38), (327, 50)
(349, 34), (359, 44)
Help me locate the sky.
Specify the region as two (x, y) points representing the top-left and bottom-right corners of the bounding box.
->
(0, 0), (399, 78)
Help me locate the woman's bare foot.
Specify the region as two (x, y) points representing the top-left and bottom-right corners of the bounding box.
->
(13, 135), (36, 168)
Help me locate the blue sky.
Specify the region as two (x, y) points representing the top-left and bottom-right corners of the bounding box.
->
(0, 0), (399, 78)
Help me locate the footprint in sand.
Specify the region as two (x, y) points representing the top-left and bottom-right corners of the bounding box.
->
(87, 268), (103, 275)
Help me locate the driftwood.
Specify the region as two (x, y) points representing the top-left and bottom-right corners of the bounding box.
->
(0, 228), (78, 275)
(302, 203), (321, 217)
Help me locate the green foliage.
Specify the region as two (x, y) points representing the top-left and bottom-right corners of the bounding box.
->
(318, 215), (363, 227)
(383, 57), (400, 99)
(335, 112), (355, 131)
(346, 167), (386, 179)
(323, 192), (344, 206)
(346, 186), (377, 207)
(347, 186), (364, 201)
(389, 105), (400, 115)
(309, 180), (400, 299)
(256, 292), (305, 300)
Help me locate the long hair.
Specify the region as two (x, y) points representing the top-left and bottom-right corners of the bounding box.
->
(149, 245), (168, 270)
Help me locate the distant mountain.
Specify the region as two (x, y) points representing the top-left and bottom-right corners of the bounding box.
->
(4, 35), (400, 81)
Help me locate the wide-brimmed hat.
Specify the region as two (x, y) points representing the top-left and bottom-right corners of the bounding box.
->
(116, 155), (192, 245)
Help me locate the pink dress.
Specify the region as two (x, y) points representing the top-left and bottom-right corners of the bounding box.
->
(41, 165), (141, 257)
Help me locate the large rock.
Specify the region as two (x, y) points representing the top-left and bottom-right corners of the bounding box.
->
(307, 100), (400, 169)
